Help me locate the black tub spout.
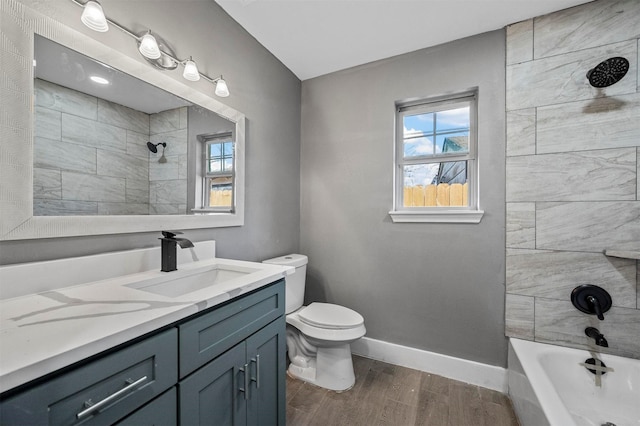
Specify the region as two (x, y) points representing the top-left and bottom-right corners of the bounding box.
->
(585, 327), (608, 348)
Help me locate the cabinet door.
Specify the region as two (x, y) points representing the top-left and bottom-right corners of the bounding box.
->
(246, 319), (286, 426)
(179, 342), (248, 426)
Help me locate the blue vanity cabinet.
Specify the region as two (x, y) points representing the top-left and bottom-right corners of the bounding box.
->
(178, 280), (286, 426)
(0, 280), (286, 426)
(245, 318), (286, 426)
(0, 329), (177, 426)
(179, 318), (286, 426)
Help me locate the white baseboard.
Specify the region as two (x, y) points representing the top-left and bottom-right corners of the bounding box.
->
(351, 337), (508, 393)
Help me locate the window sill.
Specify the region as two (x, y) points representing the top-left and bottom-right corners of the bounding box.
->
(191, 208), (234, 214)
(388, 209), (484, 224)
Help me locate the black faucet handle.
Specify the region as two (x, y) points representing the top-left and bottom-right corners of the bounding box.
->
(587, 295), (605, 320)
(161, 230), (183, 239)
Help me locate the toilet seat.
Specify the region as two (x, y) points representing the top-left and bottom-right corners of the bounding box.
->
(298, 303), (364, 329)
(286, 304), (366, 343)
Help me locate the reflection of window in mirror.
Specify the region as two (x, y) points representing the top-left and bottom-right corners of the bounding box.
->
(196, 132), (235, 212)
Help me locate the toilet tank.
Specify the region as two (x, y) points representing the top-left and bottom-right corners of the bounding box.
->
(262, 254), (308, 314)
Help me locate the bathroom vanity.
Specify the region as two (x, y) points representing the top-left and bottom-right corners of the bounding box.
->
(0, 242), (289, 425)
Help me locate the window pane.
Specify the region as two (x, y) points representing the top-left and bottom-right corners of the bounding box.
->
(436, 107), (469, 132)
(206, 141), (234, 173)
(403, 135), (434, 158)
(403, 164), (440, 187)
(209, 143), (221, 157)
(433, 160), (467, 185)
(223, 158), (233, 171)
(404, 113), (433, 138)
(207, 177), (233, 208)
(223, 141), (233, 155)
(209, 159), (222, 173)
(435, 132), (469, 154)
(403, 162), (468, 207)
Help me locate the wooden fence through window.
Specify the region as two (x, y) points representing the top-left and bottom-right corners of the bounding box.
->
(403, 183), (468, 207)
(209, 189), (232, 207)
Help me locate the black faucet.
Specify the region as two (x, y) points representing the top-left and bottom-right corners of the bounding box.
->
(160, 231), (194, 272)
(585, 327), (608, 347)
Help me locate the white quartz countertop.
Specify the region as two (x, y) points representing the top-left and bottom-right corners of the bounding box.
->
(0, 254), (291, 394)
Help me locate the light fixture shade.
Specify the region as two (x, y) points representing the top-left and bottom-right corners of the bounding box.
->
(215, 78), (230, 97)
(138, 32), (161, 60)
(81, 0), (108, 32)
(183, 59), (200, 81)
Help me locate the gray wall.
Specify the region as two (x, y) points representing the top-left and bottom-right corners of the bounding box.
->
(300, 30), (507, 366)
(505, 0), (640, 359)
(0, 0), (301, 264)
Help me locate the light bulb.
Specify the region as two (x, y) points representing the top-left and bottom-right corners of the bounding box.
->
(138, 31), (161, 60)
(90, 75), (109, 85)
(81, 0), (108, 32)
(215, 78), (230, 97)
(183, 58), (200, 81)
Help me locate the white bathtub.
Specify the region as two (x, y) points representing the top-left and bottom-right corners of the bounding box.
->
(508, 338), (640, 426)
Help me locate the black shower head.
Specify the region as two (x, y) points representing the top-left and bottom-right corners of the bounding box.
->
(147, 142), (166, 153)
(586, 57), (629, 88)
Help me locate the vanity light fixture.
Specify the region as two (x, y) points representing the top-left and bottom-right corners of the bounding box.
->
(138, 30), (162, 60)
(182, 57), (200, 82)
(72, 0), (230, 97)
(80, 0), (108, 32)
(214, 77), (230, 98)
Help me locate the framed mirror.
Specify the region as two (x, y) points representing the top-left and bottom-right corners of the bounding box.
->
(0, 1), (245, 240)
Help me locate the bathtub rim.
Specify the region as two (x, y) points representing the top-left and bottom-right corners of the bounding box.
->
(509, 338), (576, 426)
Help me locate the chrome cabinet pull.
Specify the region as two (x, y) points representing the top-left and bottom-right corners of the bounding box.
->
(250, 355), (260, 389)
(238, 364), (249, 400)
(76, 376), (148, 420)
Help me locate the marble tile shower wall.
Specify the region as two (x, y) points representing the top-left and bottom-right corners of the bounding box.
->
(33, 79), (187, 215)
(149, 107), (188, 215)
(505, 0), (640, 359)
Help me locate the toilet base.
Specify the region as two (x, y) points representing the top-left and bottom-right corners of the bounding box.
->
(287, 343), (356, 391)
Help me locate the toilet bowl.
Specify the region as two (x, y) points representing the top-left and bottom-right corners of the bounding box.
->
(262, 254), (366, 391)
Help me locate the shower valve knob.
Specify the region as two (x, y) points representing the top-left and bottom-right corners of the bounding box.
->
(571, 285), (612, 320)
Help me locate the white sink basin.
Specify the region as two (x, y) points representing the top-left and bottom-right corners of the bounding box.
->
(125, 264), (262, 298)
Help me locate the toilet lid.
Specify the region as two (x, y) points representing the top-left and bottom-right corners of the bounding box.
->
(298, 303), (364, 330)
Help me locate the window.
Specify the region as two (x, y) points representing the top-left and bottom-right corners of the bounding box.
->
(390, 90), (484, 223)
(198, 132), (235, 212)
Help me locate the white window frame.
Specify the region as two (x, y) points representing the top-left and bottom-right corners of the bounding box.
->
(194, 132), (236, 213)
(389, 90), (484, 224)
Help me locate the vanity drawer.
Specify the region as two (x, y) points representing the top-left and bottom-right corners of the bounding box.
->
(0, 328), (177, 426)
(114, 387), (176, 426)
(179, 280), (285, 377)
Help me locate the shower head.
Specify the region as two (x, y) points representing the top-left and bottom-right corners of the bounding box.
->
(586, 57), (629, 88)
(147, 141), (166, 153)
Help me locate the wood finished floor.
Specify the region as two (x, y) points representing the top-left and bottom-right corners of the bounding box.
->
(286, 355), (519, 426)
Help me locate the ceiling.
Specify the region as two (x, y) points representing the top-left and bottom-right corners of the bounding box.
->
(214, 0), (593, 80)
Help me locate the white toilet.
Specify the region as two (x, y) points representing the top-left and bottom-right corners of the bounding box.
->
(263, 254), (366, 391)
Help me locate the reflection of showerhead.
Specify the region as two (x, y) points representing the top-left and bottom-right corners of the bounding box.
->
(146, 141), (166, 153)
(147, 141), (168, 163)
(586, 57), (629, 88)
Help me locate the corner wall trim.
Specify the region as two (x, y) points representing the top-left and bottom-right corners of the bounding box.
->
(351, 337), (508, 393)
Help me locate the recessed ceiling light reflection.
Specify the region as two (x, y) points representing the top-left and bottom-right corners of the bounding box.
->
(90, 75), (110, 85)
